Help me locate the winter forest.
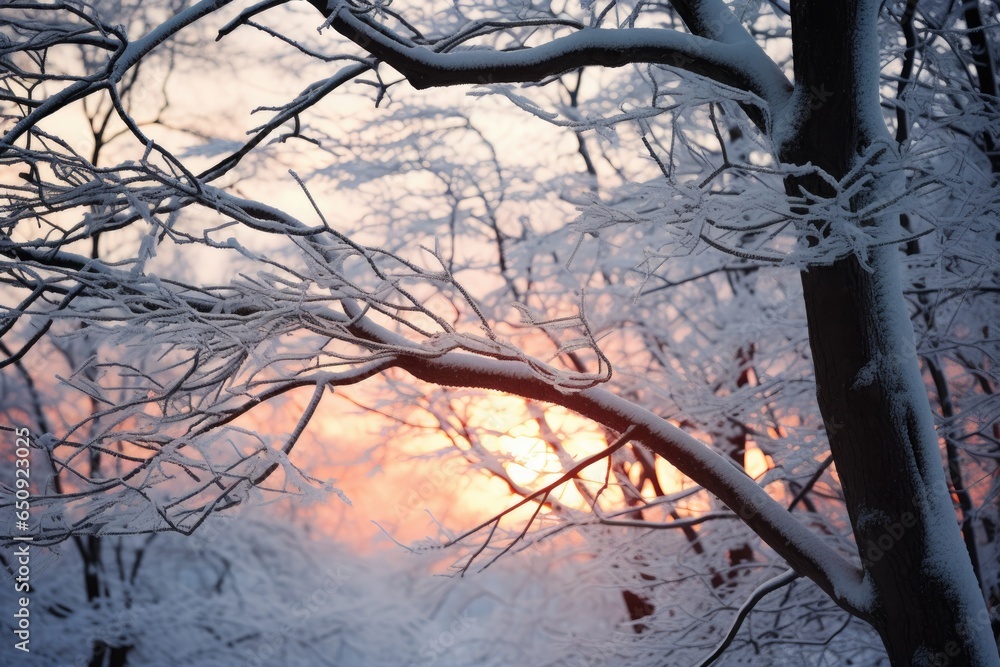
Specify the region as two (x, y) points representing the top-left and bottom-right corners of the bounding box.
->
(1, 0), (999, 665)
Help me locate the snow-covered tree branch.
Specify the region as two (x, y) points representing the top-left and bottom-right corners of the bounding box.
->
(2, 0), (998, 664)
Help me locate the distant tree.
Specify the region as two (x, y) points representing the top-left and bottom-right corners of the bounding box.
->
(2, 1), (998, 665)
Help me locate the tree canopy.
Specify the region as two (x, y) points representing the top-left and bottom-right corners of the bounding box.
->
(2, 1), (999, 665)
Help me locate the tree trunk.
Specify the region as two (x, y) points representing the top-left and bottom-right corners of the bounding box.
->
(800, 253), (995, 664)
(783, 1), (998, 663)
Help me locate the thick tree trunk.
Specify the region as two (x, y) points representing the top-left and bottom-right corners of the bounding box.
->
(783, 1), (998, 663)
(800, 253), (995, 664)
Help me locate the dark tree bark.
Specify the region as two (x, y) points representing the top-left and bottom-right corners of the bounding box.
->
(781, 1), (996, 663)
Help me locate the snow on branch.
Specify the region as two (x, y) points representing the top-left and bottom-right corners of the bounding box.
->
(571, 142), (938, 270)
(308, 1), (792, 110)
(1, 138), (615, 544)
(377, 344), (870, 614)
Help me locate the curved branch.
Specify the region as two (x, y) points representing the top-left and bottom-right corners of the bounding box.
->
(309, 3), (791, 111)
(695, 568), (802, 666)
(337, 311), (869, 614)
